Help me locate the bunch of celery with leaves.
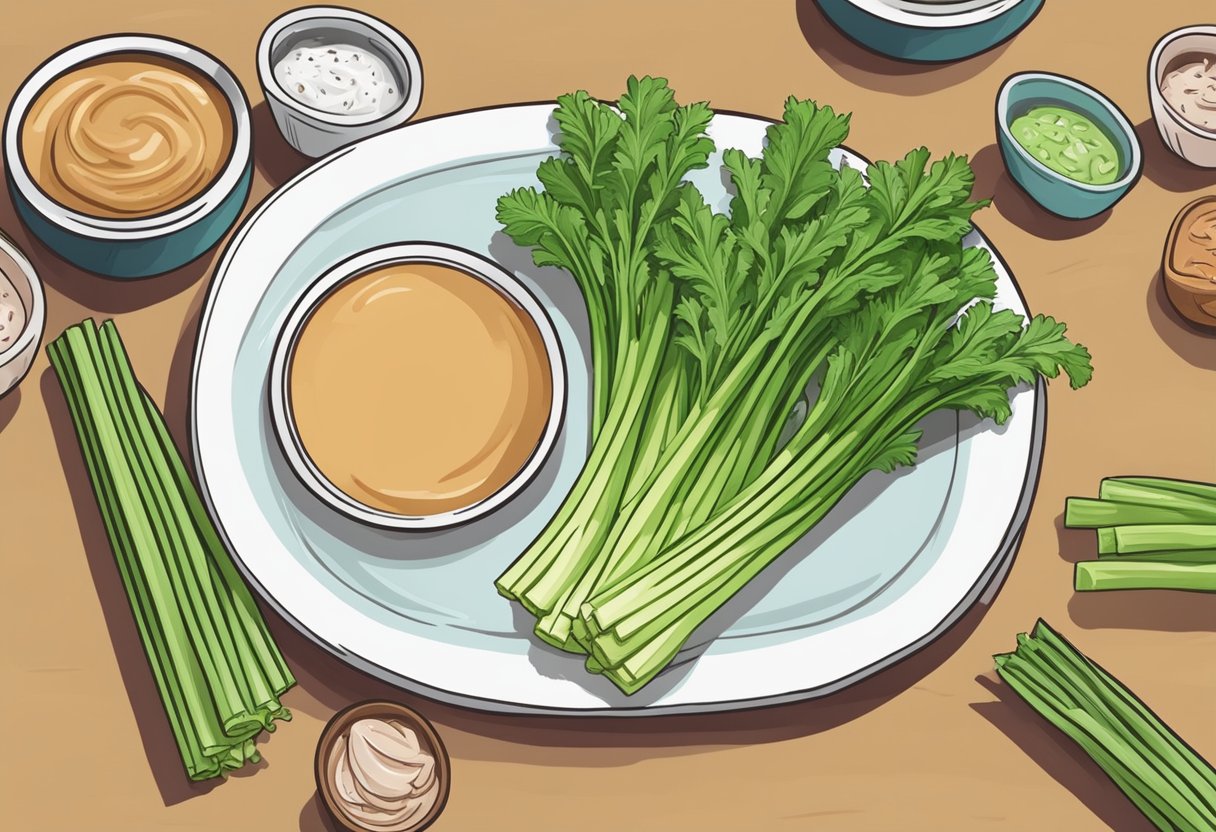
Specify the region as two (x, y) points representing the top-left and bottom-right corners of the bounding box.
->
(496, 77), (1093, 693)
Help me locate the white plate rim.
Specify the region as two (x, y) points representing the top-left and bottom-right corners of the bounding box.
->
(190, 102), (1044, 715)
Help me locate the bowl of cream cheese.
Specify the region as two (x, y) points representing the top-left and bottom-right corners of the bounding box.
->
(0, 230), (45, 398)
(257, 6), (423, 158)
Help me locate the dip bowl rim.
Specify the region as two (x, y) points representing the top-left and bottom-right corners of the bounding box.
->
(314, 699), (451, 832)
(2, 34), (252, 241)
(268, 241), (569, 531)
(996, 70), (1144, 195)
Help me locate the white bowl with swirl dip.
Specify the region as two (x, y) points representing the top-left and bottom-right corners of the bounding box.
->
(0, 231), (45, 398)
(1149, 25), (1216, 168)
(3, 35), (252, 278)
(257, 6), (423, 158)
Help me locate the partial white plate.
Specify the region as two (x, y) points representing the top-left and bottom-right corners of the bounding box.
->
(191, 104), (1044, 714)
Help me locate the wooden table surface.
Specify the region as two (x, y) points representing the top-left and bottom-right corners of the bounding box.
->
(2, 2), (1213, 830)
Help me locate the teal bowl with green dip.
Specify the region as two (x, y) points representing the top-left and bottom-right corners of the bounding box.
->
(996, 72), (1142, 220)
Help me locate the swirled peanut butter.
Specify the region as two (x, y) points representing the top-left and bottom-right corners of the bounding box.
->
(289, 262), (553, 516)
(20, 55), (234, 218)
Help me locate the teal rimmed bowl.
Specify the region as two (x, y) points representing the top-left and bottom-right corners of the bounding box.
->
(996, 72), (1142, 220)
(812, 0), (1044, 63)
(3, 35), (251, 278)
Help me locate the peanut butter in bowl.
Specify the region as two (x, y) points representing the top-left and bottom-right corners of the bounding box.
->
(19, 54), (235, 219)
(1163, 195), (1216, 328)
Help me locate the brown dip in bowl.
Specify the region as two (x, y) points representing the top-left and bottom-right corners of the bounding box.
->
(20, 53), (235, 219)
(1163, 195), (1216, 328)
(269, 242), (566, 530)
(316, 701), (450, 832)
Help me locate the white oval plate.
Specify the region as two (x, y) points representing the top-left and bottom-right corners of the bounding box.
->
(191, 104), (1044, 715)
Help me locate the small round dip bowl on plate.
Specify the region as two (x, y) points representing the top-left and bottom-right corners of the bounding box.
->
(269, 242), (566, 531)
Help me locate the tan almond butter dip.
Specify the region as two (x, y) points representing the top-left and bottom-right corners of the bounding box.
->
(1171, 201), (1216, 283)
(20, 54), (234, 218)
(1164, 196), (1216, 327)
(289, 262), (553, 516)
(327, 718), (440, 832)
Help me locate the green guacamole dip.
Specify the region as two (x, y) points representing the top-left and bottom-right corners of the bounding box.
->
(1010, 105), (1121, 185)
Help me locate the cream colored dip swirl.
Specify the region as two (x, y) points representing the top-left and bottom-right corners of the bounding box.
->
(329, 718), (439, 831)
(1161, 56), (1216, 133)
(0, 272), (26, 356)
(21, 55), (234, 218)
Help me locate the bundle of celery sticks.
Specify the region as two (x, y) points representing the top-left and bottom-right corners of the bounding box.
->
(48, 319), (295, 780)
(495, 76), (1092, 693)
(1065, 476), (1216, 592)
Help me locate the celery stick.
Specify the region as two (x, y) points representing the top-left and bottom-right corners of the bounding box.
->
(101, 322), (291, 726)
(49, 338), (211, 776)
(48, 320), (293, 779)
(143, 393), (295, 705)
(1065, 497), (1216, 528)
(995, 621), (1216, 832)
(92, 325), (250, 732)
(1096, 549), (1216, 563)
(1099, 480), (1216, 514)
(1108, 525), (1216, 555)
(1108, 477), (1216, 504)
(1076, 561), (1216, 592)
(58, 326), (230, 766)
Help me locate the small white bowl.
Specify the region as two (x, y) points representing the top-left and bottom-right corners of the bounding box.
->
(257, 6), (423, 158)
(269, 242), (566, 530)
(0, 230), (45, 398)
(1149, 25), (1216, 168)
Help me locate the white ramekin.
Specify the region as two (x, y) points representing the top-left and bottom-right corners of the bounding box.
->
(257, 6), (423, 158)
(269, 242), (566, 531)
(1148, 25), (1216, 168)
(0, 231), (45, 398)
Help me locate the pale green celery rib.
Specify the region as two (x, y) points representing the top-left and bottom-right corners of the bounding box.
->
(1075, 561), (1216, 592)
(1095, 525), (1216, 555)
(1065, 497), (1216, 528)
(1099, 480), (1216, 514)
(1096, 549), (1216, 563)
(1106, 477), (1216, 504)
(497, 327), (664, 610)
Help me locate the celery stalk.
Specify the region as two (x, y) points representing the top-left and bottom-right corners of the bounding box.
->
(1076, 561), (1216, 592)
(48, 319), (293, 780)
